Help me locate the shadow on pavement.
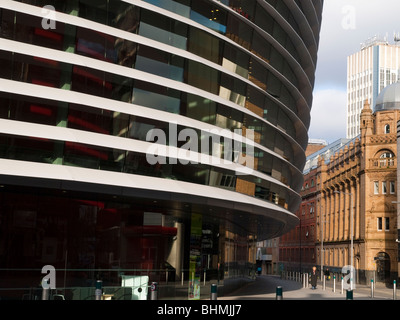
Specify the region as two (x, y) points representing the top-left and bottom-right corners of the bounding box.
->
(221, 275), (304, 299)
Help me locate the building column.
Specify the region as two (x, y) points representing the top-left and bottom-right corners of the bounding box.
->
(335, 186), (339, 240)
(323, 192), (327, 241)
(343, 181), (348, 241)
(349, 179), (355, 241)
(340, 183), (346, 240)
(354, 178), (360, 240)
(344, 181), (350, 241)
(329, 189), (334, 242)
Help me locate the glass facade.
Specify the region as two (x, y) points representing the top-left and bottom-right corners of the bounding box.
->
(0, 0), (323, 299)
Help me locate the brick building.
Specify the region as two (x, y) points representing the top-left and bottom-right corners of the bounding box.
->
(317, 88), (400, 284)
(279, 165), (318, 273)
(280, 82), (400, 285)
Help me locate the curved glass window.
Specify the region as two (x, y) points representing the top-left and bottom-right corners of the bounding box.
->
(144, 0), (303, 70)
(0, 133), (298, 210)
(0, 50), (300, 166)
(0, 8), (301, 138)
(0, 91), (301, 191)
(9, 1), (303, 108)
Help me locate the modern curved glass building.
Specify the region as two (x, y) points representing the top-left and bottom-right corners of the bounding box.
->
(0, 0), (323, 299)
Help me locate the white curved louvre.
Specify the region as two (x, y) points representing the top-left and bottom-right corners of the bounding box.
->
(0, 157), (298, 224)
(0, 117), (300, 201)
(0, 37), (306, 171)
(0, 0), (323, 234)
(251, 0), (316, 84)
(0, 78), (302, 179)
(206, 0), (313, 106)
(282, 0), (319, 64)
(0, 0), (311, 128)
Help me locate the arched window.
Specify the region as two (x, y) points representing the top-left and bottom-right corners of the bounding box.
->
(384, 124), (390, 134)
(379, 151), (395, 167)
(380, 151), (394, 159)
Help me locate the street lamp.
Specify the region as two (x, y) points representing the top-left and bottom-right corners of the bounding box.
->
(334, 190), (354, 290)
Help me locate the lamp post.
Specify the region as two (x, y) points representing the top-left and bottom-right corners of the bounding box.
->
(334, 190), (354, 290)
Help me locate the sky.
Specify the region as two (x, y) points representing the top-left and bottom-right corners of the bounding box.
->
(308, 0), (400, 144)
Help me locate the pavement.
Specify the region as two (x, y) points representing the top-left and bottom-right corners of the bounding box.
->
(218, 275), (397, 300)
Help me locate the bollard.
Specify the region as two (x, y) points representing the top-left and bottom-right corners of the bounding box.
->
(323, 275), (326, 290)
(333, 275), (336, 293)
(42, 287), (49, 300)
(371, 279), (374, 298)
(394, 280), (397, 300)
(42, 283), (50, 300)
(204, 270), (206, 286)
(95, 280), (102, 300)
(181, 272), (184, 286)
(346, 290), (353, 300)
(276, 286), (283, 300)
(306, 273), (309, 288)
(151, 282), (158, 300)
(341, 277), (344, 295)
(211, 284), (217, 300)
(41, 278), (50, 300)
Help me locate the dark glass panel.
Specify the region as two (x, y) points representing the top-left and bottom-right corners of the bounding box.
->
(188, 27), (221, 64)
(0, 134), (61, 164)
(64, 141), (124, 172)
(5, 93), (60, 126)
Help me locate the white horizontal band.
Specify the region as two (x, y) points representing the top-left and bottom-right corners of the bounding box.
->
(0, 157), (298, 223)
(0, 0), (310, 127)
(0, 37), (304, 156)
(0, 117), (300, 201)
(0, 78), (302, 180)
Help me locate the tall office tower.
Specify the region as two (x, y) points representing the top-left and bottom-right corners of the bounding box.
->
(347, 36), (400, 139)
(0, 0), (323, 299)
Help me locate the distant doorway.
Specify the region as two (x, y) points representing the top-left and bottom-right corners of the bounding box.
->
(375, 252), (390, 283)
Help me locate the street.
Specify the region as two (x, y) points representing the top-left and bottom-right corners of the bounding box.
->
(218, 275), (397, 300)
